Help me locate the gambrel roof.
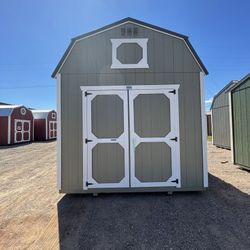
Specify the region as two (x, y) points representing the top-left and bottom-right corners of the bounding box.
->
(52, 17), (208, 78)
(210, 80), (238, 109)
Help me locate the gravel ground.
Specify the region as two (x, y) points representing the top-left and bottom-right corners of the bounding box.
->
(58, 142), (250, 250)
(0, 141), (249, 249)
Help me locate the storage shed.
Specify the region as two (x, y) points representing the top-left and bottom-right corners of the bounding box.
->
(0, 105), (33, 145)
(52, 17), (209, 194)
(31, 110), (57, 141)
(229, 73), (250, 170)
(211, 80), (238, 149)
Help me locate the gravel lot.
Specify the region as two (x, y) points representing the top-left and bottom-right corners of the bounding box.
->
(0, 141), (249, 249)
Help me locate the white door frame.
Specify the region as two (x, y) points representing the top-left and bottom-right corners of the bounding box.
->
(129, 85), (181, 188)
(82, 87), (129, 190)
(49, 120), (57, 139)
(14, 119), (31, 143)
(81, 84), (181, 190)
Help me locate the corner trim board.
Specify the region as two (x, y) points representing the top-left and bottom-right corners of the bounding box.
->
(200, 72), (208, 187)
(228, 91), (234, 163)
(56, 73), (61, 191)
(8, 116), (11, 144)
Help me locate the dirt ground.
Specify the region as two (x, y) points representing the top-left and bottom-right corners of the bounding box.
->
(0, 141), (249, 249)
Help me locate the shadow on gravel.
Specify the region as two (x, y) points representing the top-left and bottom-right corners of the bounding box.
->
(0, 140), (56, 149)
(57, 174), (250, 250)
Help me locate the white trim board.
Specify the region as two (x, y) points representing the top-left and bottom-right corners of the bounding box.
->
(228, 91), (234, 163)
(8, 116), (11, 144)
(80, 84), (179, 92)
(56, 73), (61, 191)
(53, 20), (206, 77)
(200, 72), (208, 188)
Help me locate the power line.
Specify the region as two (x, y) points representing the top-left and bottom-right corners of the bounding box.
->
(0, 85), (55, 90)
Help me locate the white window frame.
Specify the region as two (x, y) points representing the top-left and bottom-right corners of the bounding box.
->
(14, 119), (31, 143)
(110, 38), (149, 69)
(20, 107), (27, 116)
(51, 112), (56, 119)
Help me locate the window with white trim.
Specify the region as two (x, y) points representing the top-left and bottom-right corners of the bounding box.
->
(111, 38), (149, 69)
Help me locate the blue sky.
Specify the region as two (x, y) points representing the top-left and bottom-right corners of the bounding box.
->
(0, 0), (250, 110)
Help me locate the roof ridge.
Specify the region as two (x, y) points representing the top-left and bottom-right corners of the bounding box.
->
(51, 17), (208, 77)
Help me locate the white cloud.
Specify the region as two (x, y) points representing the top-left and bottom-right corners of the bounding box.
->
(205, 97), (213, 104)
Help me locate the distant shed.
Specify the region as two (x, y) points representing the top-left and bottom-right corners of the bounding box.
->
(229, 73), (250, 170)
(211, 80), (238, 149)
(0, 105), (33, 145)
(206, 112), (212, 136)
(32, 110), (57, 141)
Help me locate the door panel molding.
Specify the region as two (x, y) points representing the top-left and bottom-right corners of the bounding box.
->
(81, 85), (181, 190)
(82, 89), (129, 190)
(14, 119), (31, 143)
(129, 86), (181, 188)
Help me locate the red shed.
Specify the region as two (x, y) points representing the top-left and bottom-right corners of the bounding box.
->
(31, 110), (57, 141)
(0, 105), (34, 145)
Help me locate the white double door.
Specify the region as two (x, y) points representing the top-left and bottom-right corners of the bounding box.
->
(15, 119), (31, 143)
(82, 85), (180, 190)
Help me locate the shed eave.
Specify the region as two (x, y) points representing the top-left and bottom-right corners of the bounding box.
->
(228, 73), (250, 93)
(210, 80), (238, 109)
(51, 17), (208, 78)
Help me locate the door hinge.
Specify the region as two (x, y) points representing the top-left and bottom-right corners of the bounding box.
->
(86, 181), (93, 187)
(170, 137), (178, 142)
(85, 138), (93, 143)
(171, 178), (179, 184)
(85, 91), (92, 97)
(169, 89), (176, 94)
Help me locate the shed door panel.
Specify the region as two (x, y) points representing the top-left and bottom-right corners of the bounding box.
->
(129, 88), (181, 187)
(49, 121), (57, 139)
(84, 90), (129, 189)
(14, 120), (31, 143)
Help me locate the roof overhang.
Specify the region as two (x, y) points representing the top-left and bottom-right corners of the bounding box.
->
(210, 80), (238, 109)
(51, 17), (208, 78)
(226, 73), (250, 93)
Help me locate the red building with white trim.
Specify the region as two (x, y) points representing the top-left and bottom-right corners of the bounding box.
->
(31, 110), (57, 141)
(0, 105), (34, 145)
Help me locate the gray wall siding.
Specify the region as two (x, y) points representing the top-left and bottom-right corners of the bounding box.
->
(212, 90), (231, 149)
(59, 23), (204, 192)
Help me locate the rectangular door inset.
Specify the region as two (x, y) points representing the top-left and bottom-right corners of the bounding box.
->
(83, 89), (129, 189)
(129, 87), (181, 188)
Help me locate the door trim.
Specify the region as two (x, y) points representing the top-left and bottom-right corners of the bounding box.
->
(14, 119), (31, 143)
(81, 84), (181, 190)
(49, 121), (57, 139)
(129, 86), (181, 188)
(81, 87), (129, 190)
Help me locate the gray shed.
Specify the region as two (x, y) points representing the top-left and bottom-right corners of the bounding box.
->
(211, 80), (238, 149)
(52, 17), (208, 194)
(229, 73), (250, 170)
